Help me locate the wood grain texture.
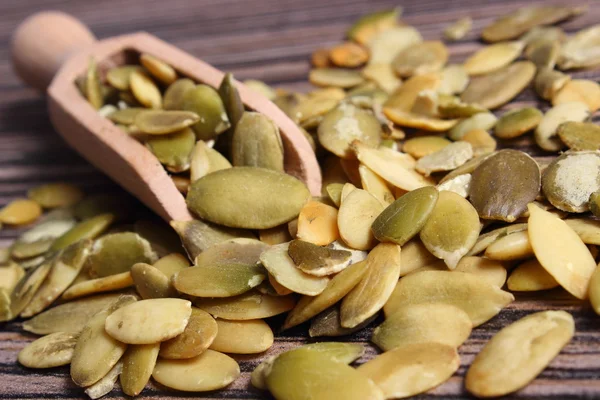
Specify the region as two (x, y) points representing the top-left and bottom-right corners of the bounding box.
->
(1, 0), (600, 399)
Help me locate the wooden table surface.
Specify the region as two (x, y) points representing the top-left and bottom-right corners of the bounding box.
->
(2, 0), (600, 399)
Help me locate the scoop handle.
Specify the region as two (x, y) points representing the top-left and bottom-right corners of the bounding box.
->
(11, 11), (97, 92)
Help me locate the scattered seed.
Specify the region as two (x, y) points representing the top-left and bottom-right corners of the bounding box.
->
(296, 200), (340, 246)
(194, 290), (295, 320)
(18, 332), (78, 368)
(444, 16), (472, 41)
(464, 41), (524, 75)
(159, 307), (217, 359)
(508, 259), (560, 291)
(494, 107), (543, 139)
(449, 112), (497, 141)
(210, 318), (273, 354)
(416, 141), (473, 176)
(557, 121), (600, 151)
(558, 24), (600, 70)
(348, 8), (401, 45)
(536, 102), (590, 151)
(338, 188), (384, 250)
(392, 41), (448, 78)
(0, 199), (42, 225)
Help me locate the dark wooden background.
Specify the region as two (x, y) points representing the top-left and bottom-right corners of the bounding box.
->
(2, 0), (600, 399)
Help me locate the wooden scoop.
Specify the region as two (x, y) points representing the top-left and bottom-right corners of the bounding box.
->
(11, 11), (321, 222)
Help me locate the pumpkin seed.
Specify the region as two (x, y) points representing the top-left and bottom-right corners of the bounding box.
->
(309, 68), (364, 88)
(194, 237), (267, 268)
(152, 253), (189, 279)
(470, 149), (540, 222)
(133, 110), (199, 135)
(187, 167), (310, 229)
(455, 256), (507, 287)
(146, 127), (195, 172)
(341, 182), (358, 202)
(260, 225), (293, 245)
(288, 239), (351, 277)
(0, 288), (9, 321)
(140, 53), (176, 85)
(130, 263), (175, 299)
(402, 136), (450, 159)
(484, 230), (533, 261)
(463, 129), (497, 156)
(508, 259), (559, 291)
(416, 141), (473, 176)
(368, 25), (423, 65)
(163, 78), (195, 110)
(260, 242), (328, 295)
(338, 188), (384, 250)
(7, 260), (52, 320)
(392, 41), (448, 78)
(526, 39), (561, 69)
(494, 107), (543, 139)
(18, 218), (76, 245)
(438, 64), (469, 95)
(373, 303), (471, 352)
(384, 72), (440, 111)
(449, 112), (497, 141)
(181, 84), (230, 140)
(558, 24), (600, 70)
(0, 199), (42, 225)
(268, 272), (293, 296)
(437, 96), (487, 119)
(231, 111), (283, 171)
(266, 348), (384, 400)
(11, 238), (53, 260)
(521, 26), (567, 47)
(194, 290), (295, 320)
(466, 310), (574, 397)
(106, 65), (143, 91)
(353, 142), (434, 191)
(340, 158), (362, 187)
(159, 307), (217, 359)
(358, 165), (395, 206)
(83, 357), (122, 398)
(566, 218), (600, 246)
(120, 343), (159, 397)
(173, 262), (265, 298)
(340, 242), (401, 328)
(27, 183), (83, 209)
(283, 259), (368, 330)
(444, 16), (472, 41)
(437, 173), (471, 198)
(420, 190), (479, 269)
(371, 186), (438, 246)
(190, 140), (232, 182)
(358, 342), (460, 398)
(21, 240), (91, 317)
(317, 103), (382, 160)
(528, 203), (596, 299)
(482, 6), (582, 43)
(361, 64), (401, 94)
(18, 331), (78, 368)
(313, 310), (375, 337)
(534, 67), (571, 100)
(588, 264), (600, 315)
(386, 270), (514, 326)
(87, 232), (157, 278)
(461, 61), (536, 110)
(105, 298), (191, 344)
(129, 70), (161, 109)
(398, 239), (438, 277)
(465, 41), (525, 76)
(70, 295), (136, 386)
(553, 80), (600, 112)
(536, 102), (590, 151)
(153, 349), (239, 392)
(84, 58), (103, 110)
(51, 213), (114, 251)
(252, 342), (365, 390)
(170, 219), (253, 260)
(557, 121), (600, 151)
(62, 271), (133, 301)
(329, 42), (369, 67)
(295, 200), (339, 246)
(542, 151), (600, 213)
(210, 318), (273, 354)
(217, 72), (244, 132)
(384, 108), (458, 132)
(292, 96), (339, 129)
(347, 8), (400, 45)
(0, 262), (24, 292)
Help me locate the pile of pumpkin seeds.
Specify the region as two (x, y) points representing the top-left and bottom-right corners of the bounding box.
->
(3, 4), (600, 399)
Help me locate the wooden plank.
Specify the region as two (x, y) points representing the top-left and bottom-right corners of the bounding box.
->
(0, 0), (599, 398)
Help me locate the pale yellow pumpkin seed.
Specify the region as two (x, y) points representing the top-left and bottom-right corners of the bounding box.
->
(210, 318), (273, 354)
(18, 331), (78, 368)
(140, 53), (177, 85)
(130, 70), (162, 109)
(507, 259), (560, 291)
(194, 290), (295, 320)
(338, 188), (384, 250)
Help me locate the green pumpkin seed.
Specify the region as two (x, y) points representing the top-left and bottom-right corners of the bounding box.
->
(283, 259), (368, 330)
(469, 149), (540, 222)
(461, 61), (536, 110)
(372, 303), (471, 351)
(466, 310), (574, 397)
(87, 232), (157, 277)
(0, 288), (9, 321)
(62, 271), (134, 300)
(193, 290), (295, 320)
(18, 331), (78, 369)
(309, 68), (365, 88)
(449, 112), (497, 141)
(557, 122), (600, 151)
(70, 295), (136, 387)
(392, 41), (448, 78)
(152, 253), (189, 279)
(341, 243), (401, 328)
(85, 58), (103, 110)
(526, 39), (561, 69)
(0, 199), (42, 225)
(535, 102), (590, 151)
(140, 53), (176, 85)
(195, 237), (266, 267)
(131, 263), (175, 299)
(28, 183), (84, 209)
(7, 260), (53, 320)
(317, 103), (382, 159)
(210, 318), (273, 354)
(190, 140), (232, 182)
(542, 151), (600, 213)
(292, 96), (339, 129)
(385, 270), (514, 326)
(106, 65), (143, 91)
(590, 192), (600, 218)
(534, 68), (571, 100)
(218, 73), (244, 131)
(420, 190), (479, 269)
(18, 218), (76, 244)
(105, 298), (191, 344)
(444, 16), (472, 41)
(372, 186), (438, 245)
(231, 112), (284, 171)
(153, 349), (239, 392)
(244, 79), (276, 100)
(266, 347), (384, 400)
(187, 167), (310, 229)
(507, 259), (559, 291)
(130, 70), (162, 109)
(51, 213), (115, 251)
(11, 238), (53, 260)
(134, 110), (199, 135)
(358, 342), (459, 398)
(347, 8), (400, 44)
(163, 78), (195, 110)
(182, 84), (231, 140)
(21, 240), (91, 317)
(170, 219), (254, 260)
(120, 343), (159, 397)
(159, 307), (218, 359)
(146, 127), (196, 172)
(464, 41), (524, 75)
(416, 141), (473, 176)
(494, 107), (543, 139)
(287, 239), (351, 277)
